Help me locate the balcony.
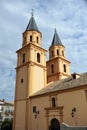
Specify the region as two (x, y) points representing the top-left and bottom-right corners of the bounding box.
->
(5, 110), (14, 115)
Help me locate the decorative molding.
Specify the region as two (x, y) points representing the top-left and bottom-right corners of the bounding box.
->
(16, 61), (46, 70)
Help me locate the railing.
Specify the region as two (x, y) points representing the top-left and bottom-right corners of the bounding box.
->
(5, 110), (14, 115)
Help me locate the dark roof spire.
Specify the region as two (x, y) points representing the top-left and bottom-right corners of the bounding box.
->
(26, 11), (39, 32)
(51, 28), (63, 46)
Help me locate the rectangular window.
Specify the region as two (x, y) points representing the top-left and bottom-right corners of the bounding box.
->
(22, 53), (25, 63)
(21, 78), (23, 83)
(51, 64), (54, 73)
(33, 106), (36, 113)
(36, 36), (39, 43)
(30, 35), (32, 42)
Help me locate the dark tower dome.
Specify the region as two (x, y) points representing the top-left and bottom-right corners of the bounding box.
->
(51, 29), (64, 46)
(26, 12), (39, 32)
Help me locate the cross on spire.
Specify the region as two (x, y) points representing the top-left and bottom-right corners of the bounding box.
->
(31, 9), (34, 17)
(26, 9), (39, 32)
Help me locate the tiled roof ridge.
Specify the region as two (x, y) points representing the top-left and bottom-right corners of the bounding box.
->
(30, 72), (87, 97)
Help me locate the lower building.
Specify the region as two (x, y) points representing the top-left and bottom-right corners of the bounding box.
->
(0, 99), (14, 125)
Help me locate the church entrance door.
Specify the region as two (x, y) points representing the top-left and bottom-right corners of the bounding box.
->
(49, 118), (60, 130)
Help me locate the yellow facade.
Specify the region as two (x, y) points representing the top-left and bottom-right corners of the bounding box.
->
(47, 44), (70, 83)
(13, 14), (87, 130)
(29, 86), (87, 129)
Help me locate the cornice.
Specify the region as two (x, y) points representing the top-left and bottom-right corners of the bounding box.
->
(46, 56), (71, 64)
(47, 72), (70, 77)
(15, 61), (47, 70)
(16, 43), (47, 53)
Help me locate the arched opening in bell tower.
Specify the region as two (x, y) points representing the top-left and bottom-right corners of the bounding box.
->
(37, 53), (40, 63)
(63, 64), (66, 73)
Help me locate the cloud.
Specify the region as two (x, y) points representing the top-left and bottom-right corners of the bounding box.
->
(0, 0), (87, 101)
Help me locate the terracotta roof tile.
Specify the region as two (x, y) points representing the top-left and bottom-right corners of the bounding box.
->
(31, 73), (87, 97)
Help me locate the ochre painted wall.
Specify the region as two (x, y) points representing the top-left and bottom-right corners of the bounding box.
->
(58, 89), (87, 126)
(15, 101), (26, 130)
(30, 97), (49, 130)
(30, 87), (87, 130)
(33, 66), (44, 93)
(15, 66), (27, 100)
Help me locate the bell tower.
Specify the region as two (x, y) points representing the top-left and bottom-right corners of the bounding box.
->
(13, 13), (47, 130)
(16, 13), (47, 98)
(47, 29), (70, 83)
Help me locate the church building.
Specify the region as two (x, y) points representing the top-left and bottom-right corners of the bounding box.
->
(13, 13), (87, 130)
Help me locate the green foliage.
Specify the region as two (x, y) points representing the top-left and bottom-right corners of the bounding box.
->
(1, 119), (13, 130)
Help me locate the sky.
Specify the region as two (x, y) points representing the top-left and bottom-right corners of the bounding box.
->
(0, 0), (87, 101)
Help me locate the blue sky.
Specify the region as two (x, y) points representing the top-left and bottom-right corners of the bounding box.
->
(0, 0), (87, 101)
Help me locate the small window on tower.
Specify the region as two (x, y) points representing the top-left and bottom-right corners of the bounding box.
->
(63, 64), (66, 72)
(22, 53), (25, 63)
(51, 64), (54, 73)
(36, 36), (39, 43)
(21, 78), (23, 83)
(30, 35), (32, 42)
(37, 53), (40, 63)
(57, 49), (59, 55)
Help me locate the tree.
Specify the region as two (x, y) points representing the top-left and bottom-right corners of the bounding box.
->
(1, 119), (13, 130)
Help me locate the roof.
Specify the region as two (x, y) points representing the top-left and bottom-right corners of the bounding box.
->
(31, 72), (87, 97)
(51, 29), (64, 46)
(0, 100), (14, 106)
(26, 13), (39, 32)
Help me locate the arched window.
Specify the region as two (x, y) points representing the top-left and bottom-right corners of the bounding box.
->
(30, 35), (32, 42)
(63, 64), (66, 72)
(57, 49), (59, 55)
(51, 64), (54, 73)
(22, 53), (25, 63)
(36, 36), (39, 43)
(52, 97), (56, 107)
(37, 53), (40, 63)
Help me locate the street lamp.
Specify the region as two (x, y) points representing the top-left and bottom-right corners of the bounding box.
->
(34, 111), (39, 119)
(71, 107), (76, 117)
